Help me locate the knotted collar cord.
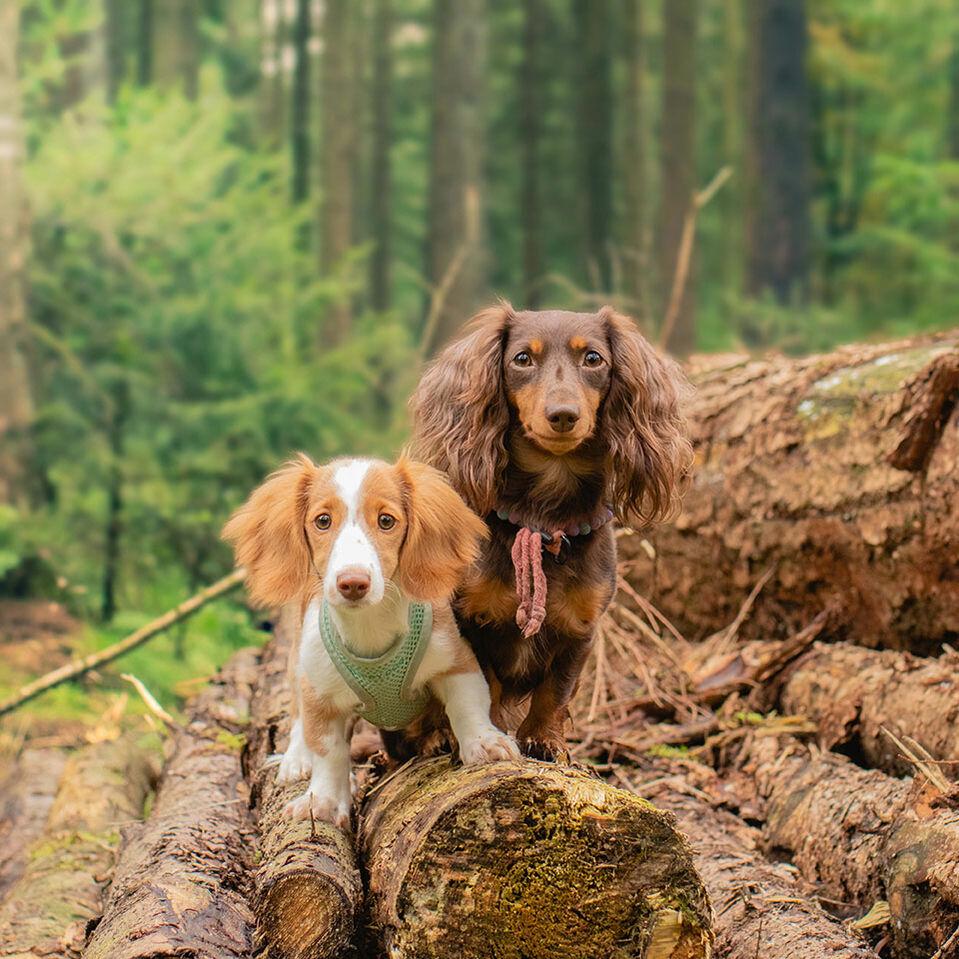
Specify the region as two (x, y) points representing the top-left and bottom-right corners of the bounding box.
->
(497, 504), (615, 638)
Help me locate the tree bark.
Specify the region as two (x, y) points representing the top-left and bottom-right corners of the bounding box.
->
(245, 607), (362, 959)
(648, 790), (877, 959)
(369, 0), (393, 312)
(290, 0), (311, 206)
(0, 736), (155, 958)
(358, 754), (712, 959)
(744, 0), (811, 306)
(0, 0), (34, 508)
(658, 0), (698, 356)
(149, 0), (199, 98)
(0, 749), (68, 900)
(319, 0), (358, 345)
(574, 0), (613, 294)
(736, 734), (959, 958)
(520, 0), (542, 308)
(779, 641), (959, 779)
(621, 0), (647, 321)
(83, 649), (259, 959)
(425, 0), (487, 354)
(622, 331), (959, 652)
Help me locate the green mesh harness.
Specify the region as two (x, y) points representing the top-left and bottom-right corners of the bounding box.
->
(319, 599), (433, 730)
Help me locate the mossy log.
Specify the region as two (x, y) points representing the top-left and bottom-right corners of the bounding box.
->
(0, 748), (67, 900)
(648, 790), (877, 959)
(780, 641), (959, 778)
(83, 648), (260, 959)
(358, 755), (713, 959)
(244, 608), (362, 959)
(0, 735), (155, 958)
(624, 331), (959, 651)
(739, 734), (959, 957)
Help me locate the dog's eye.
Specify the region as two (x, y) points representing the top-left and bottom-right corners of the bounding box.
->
(583, 350), (604, 368)
(313, 513), (332, 531)
(378, 513), (396, 531)
(513, 351), (532, 367)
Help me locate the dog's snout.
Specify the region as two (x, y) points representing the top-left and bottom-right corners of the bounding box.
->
(545, 404), (580, 433)
(336, 571), (371, 601)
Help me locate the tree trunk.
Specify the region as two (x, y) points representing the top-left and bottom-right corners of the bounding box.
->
(621, 0), (647, 321)
(0, 749), (68, 900)
(150, 0), (199, 98)
(623, 331), (959, 652)
(83, 649), (259, 959)
(658, 0), (698, 356)
(100, 379), (128, 623)
(520, 0), (542, 308)
(779, 641), (959, 779)
(369, 0), (393, 312)
(948, 1), (959, 160)
(574, 0), (612, 294)
(245, 607), (362, 959)
(0, 0), (34, 509)
(0, 736), (155, 958)
(744, 0), (811, 305)
(358, 755), (712, 959)
(320, 0), (358, 344)
(736, 734), (959, 957)
(105, 0), (128, 104)
(424, 0), (487, 354)
(647, 790), (877, 959)
(258, 0), (286, 147)
(290, 0), (311, 206)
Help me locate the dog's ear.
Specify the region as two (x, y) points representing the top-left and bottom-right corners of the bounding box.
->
(222, 454), (317, 608)
(394, 456), (488, 602)
(600, 307), (694, 526)
(410, 304), (513, 514)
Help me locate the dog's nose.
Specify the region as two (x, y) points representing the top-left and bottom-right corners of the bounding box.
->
(336, 572), (371, 601)
(545, 405), (580, 433)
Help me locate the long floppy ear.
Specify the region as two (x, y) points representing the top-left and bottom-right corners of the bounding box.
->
(221, 454), (317, 608)
(410, 304), (513, 514)
(394, 457), (489, 602)
(601, 307), (694, 527)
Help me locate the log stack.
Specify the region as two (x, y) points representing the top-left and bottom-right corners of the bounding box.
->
(2, 331), (959, 957)
(623, 331), (959, 652)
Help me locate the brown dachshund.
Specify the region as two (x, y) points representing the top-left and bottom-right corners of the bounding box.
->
(411, 303), (692, 758)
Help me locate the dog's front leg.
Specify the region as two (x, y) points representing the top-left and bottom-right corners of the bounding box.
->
(431, 671), (520, 764)
(283, 711), (352, 829)
(517, 637), (593, 760)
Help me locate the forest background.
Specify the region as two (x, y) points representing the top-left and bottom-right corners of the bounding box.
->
(1, 0), (958, 727)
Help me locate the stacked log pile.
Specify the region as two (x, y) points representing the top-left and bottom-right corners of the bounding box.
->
(0, 330), (955, 957)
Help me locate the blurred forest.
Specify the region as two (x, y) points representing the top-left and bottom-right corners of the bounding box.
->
(1, 0), (959, 718)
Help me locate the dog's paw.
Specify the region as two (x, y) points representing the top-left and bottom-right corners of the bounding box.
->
(459, 729), (522, 764)
(519, 737), (569, 763)
(276, 745), (313, 784)
(283, 789), (351, 830)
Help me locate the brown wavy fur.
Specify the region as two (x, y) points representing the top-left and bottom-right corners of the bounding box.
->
(411, 303), (692, 526)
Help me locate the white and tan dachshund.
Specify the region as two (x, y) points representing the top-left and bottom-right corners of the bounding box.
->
(223, 454), (519, 827)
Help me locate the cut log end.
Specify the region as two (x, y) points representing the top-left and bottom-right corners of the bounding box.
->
(360, 757), (712, 959)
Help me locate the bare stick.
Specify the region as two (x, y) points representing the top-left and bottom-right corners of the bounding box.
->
(0, 568), (246, 716)
(658, 165), (733, 350)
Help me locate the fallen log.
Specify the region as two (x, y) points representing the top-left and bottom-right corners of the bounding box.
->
(0, 569), (245, 716)
(623, 331), (959, 651)
(244, 607), (362, 959)
(83, 648), (260, 959)
(780, 641), (959, 778)
(644, 788), (877, 959)
(0, 748), (67, 900)
(0, 735), (155, 958)
(736, 733), (959, 957)
(358, 755), (713, 959)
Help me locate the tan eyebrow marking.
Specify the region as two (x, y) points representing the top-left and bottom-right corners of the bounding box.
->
(529, 339), (543, 355)
(570, 337), (587, 350)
